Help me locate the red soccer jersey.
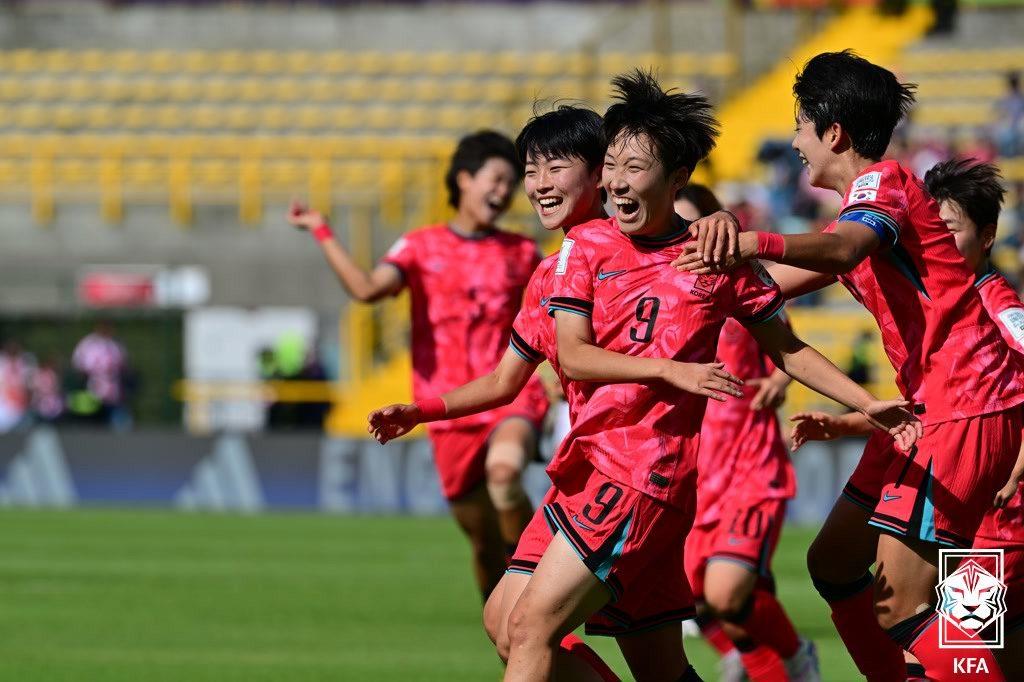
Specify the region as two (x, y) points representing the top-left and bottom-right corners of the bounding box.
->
(827, 160), (1024, 425)
(547, 217), (785, 510)
(696, 317), (796, 526)
(510, 253), (590, 423)
(382, 224), (548, 430)
(973, 269), (1024, 543)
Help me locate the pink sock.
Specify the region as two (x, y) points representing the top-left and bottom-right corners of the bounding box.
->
(735, 639), (787, 682)
(740, 590), (800, 659)
(892, 612), (1004, 682)
(697, 615), (736, 656)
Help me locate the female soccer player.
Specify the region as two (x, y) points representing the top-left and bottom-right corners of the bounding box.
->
(505, 69), (920, 682)
(290, 131), (549, 603)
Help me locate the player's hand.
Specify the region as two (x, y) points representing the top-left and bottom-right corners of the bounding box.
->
(671, 212), (752, 274)
(860, 400), (922, 452)
(789, 411), (846, 451)
(748, 374), (789, 411)
(994, 478), (1021, 508)
(367, 403), (421, 444)
(661, 361), (743, 402)
(288, 200), (325, 231)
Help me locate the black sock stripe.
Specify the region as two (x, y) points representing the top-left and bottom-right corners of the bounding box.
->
(811, 572), (873, 603)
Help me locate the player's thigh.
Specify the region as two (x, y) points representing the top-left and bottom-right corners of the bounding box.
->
(703, 559), (758, 616)
(807, 495), (879, 582)
(615, 622), (688, 682)
(873, 532), (939, 628)
(506, 532), (610, 644)
(485, 417), (537, 476)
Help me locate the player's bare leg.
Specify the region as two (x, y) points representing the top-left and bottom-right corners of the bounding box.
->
(504, 533), (614, 681)
(486, 417), (537, 553)
(874, 533), (1004, 681)
(616, 623), (694, 682)
(489, 570), (618, 680)
(807, 497), (905, 680)
(449, 485), (508, 600)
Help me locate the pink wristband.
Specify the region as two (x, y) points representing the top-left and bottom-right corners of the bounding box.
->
(311, 222), (334, 243)
(756, 231), (785, 261)
(415, 397), (448, 422)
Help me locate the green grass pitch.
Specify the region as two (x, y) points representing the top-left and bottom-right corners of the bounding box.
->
(0, 508), (861, 681)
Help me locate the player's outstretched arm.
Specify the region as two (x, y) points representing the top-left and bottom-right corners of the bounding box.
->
(748, 368), (791, 411)
(289, 201), (403, 303)
(789, 410), (872, 451)
(994, 436), (1024, 508)
(553, 310), (743, 402)
(367, 348), (537, 444)
(672, 212), (880, 276)
(748, 316), (921, 451)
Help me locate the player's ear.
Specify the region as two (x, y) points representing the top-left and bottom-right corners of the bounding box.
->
(456, 169), (476, 193)
(826, 122), (846, 153)
(981, 223), (997, 253)
(669, 167), (691, 196)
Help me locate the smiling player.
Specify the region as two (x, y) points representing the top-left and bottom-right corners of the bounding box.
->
(676, 52), (1024, 680)
(291, 130), (549, 605)
(501, 70), (920, 682)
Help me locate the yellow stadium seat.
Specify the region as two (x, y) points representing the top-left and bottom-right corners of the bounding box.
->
(562, 52), (593, 78)
(237, 78), (268, 103)
(320, 51), (351, 75)
(84, 105), (115, 129)
(283, 51), (316, 74)
(224, 106), (258, 131)
(354, 51), (387, 76)
(388, 51), (421, 76)
(705, 53), (737, 78)
(307, 77), (335, 103)
(400, 106), (432, 130)
(257, 106), (289, 130)
(424, 52), (457, 76)
(97, 80), (131, 102)
(11, 49), (43, 73)
(0, 106), (10, 127)
(52, 105), (81, 131)
(365, 106), (398, 130)
(0, 78), (23, 101)
(146, 50), (180, 74)
(15, 105), (48, 129)
(376, 77), (406, 103)
(133, 78), (165, 102)
(216, 51), (248, 74)
(30, 77), (62, 101)
(435, 105), (467, 131)
(458, 51), (492, 77)
(251, 50), (284, 74)
(296, 106), (329, 130)
(182, 50), (214, 73)
(270, 78), (304, 103)
(527, 52), (562, 78)
(111, 50), (142, 73)
(43, 50), (75, 73)
(340, 78), (373, 103)
(493, 51), (523, 77)
(63, 77), (93, 102)
(202, 78), (236, 102)
(448, 78), (479, 103)
(411, 79), (444, 103)
(166, 78), (200, 102)
(330, 106), (359, 129)
(189, 105), (223, 130)
(481, 78), (517, 105)
(152, 105), (183, 130)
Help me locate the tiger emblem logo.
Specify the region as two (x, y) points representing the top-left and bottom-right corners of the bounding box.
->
(936, 558), (1007, 638)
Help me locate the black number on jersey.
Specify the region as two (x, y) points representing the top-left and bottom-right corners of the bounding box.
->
(630, 296), (661, 343)
(581, 482), (624, 525)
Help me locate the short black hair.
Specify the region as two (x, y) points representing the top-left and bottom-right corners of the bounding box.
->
(793, 50), (916, 159)
(603, 69), (719, 175)
(674, 183), (723, 218)
(444, 130), (523, 209)
(925, 158), (1005, 237)
(515, 105), (606, 170)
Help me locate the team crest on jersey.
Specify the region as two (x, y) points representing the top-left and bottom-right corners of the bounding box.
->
(690, 273), (719, 299)
(997, 308), (1024, 345)
(853, 171), (882, 191)
(555, 239), (575, 275)
(936, 549), (1007, 649)
(849, 189), (878, 204)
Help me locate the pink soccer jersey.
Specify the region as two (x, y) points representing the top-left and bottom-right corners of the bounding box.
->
(973, 269), (1024, 543)
(547, 217), (785, 510)
(696, 317), (796, 526)
(382, 223), (549, 430)
(827, 160), (1024, 425)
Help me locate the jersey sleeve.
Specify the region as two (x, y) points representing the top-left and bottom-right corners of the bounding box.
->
(547, 237), (595, 319)
(979, 276), (1024, 353)
(836, 166), (907, 249)
(730, 260), (786, 325)
(380, 233), (417, 281)
(509, 267), (546, 364)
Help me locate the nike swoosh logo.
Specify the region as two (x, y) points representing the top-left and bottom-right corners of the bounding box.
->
(882, 492), (902, 502)
(726, 537), (746, 546)
(597, 269), (628, 281)
(540, 297), (550, 307)
(572, 514), (595, 532)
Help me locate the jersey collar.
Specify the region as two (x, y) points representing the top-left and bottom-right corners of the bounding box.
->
(628, 215), (692, 248)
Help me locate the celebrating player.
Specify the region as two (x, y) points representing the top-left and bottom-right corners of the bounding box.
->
(675, 52), (1024, 679)
(501, 70), (920, 682)
(290, 131), (549, 603)
(789, 159), (1024, 679)
(675, 185), (818, 682)
(369, 106), (743, 681)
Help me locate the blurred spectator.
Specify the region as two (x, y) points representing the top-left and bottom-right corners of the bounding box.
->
(0, 340), (33, 433)
(30, 354), (64, 424)
(995, 72), (1024, 157)
(71, 321), (131, 430)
